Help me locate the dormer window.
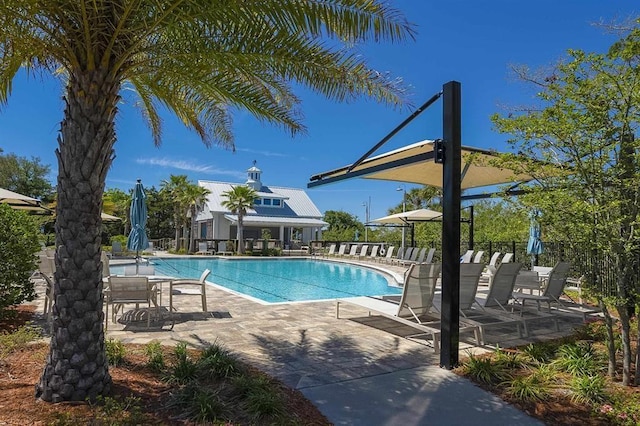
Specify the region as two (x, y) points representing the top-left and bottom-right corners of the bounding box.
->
(254, 199), (262, 205)
(263, 198), (272, 206)
(273, 199), (281, 206)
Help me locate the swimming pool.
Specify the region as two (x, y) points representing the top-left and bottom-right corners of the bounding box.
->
(110, 258), (401, 304)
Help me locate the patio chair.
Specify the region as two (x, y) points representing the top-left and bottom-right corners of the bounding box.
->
(393, 247), (413, 265)
(400, 247), (421, 266)
(459, 262), (527, 341)
(217, 241), (234, 255)
(501, 253), (514, 263)
(345, 244), (359, 258)
(111, 241), (124, 257)
(37, 254), (55, 280)
(325, 243), (337, 257)
(334, 244), (348, 257)
(336, 263), (482, 353)
(402, 247), (427, 268)
(105, 276), (157, 329)
(460, 250), (474, 263)
(354, 245), (369, 260)
(512, 262), (576, 312)
(473, 251), (485, 263)
(196, 242), (214, 255)
(41, 273), (55, 322)
(378, 246), (395, 264)
(169, 269), (210, 313)
(425, 248), (436, 263)
(366, 245), (379, 261)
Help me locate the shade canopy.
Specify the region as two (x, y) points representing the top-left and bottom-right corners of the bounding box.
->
(308, 139), (533, 190)
(371, 208), (443, 225)
(127, 180), (149, 255)
(0, 187), (48, 212)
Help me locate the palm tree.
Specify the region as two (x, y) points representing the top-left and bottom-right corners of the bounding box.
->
(161, 175), (192, 251)
(184, 184), (211, 253)
(0, 1), (414, 402)
(221, 186), (258, 254)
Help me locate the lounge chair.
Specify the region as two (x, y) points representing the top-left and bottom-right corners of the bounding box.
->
(353, 245), (369, 260)
(459, 262), (528, 341)
(460, 250), (474, 263)
(511, 262), (598, 320)
(365, 245), (379, 261)
(217, 241), (233, 255)
(501, 253), (514, 263)
(480, 252), (502, 283)
(111, 241), (124, 257)
(334, 244), (347, 257)
(378, 246), (395, 264)
(425, 248), (436, 263)
(397, 247), (418, 266)
(37, 254), (55, 280)
(41, 273), (55, 323)
(345, 244), (359, 258)
(473, 251), (485, 263)
(336, 263), (482, 353)
(325, 243), (337, 257)
(169, 269), (210, 312)
(391, 247), (405, 264)
(196, 242), (214, 255)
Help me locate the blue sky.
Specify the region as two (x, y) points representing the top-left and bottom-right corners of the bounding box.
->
(0, 1), (637, 223)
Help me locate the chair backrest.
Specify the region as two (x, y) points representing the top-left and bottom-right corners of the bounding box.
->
(425, 248), (436, 263)
(489, 252), (501, 267)
(403, 247), (414, 261)
(112, 241), (123, 255)
(337, 244), (347, 255)
(543, 262), (571, 298)
(327, 244), (336, 255)
(108, 276), (150, 303)
(101, 251), (110, 278)
(473, 251), (484, 263)
(359, 245), (368, 256)
(384, 246), (395, 260)
(484, 262), (522, 308)
(198, 242), (208, 252)
(348, 245), (358, 256)
(460, 250), (474, 263)
(396, 263), (442, 318)
(369, 245), (379, 257)
(38, 255), (55, 278)
(395, 247), (404, 260)
(415, 247), (428, 263)
(501, 253), (514, 263)
(218, 241), (228, 252)
(199, 269), (211, 283)
(459, 263), (486, 311)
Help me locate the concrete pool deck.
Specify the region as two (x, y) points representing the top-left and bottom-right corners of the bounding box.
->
(30, 254), (583, 425)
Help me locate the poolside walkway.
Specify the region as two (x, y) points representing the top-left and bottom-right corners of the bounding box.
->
(29, 254), (586, 425)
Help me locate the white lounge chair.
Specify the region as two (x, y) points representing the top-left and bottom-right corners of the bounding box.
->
(501, 253), (514, 263)
(473, 251), (485, 263)
(169, 269), (210, 312)
(345, 244), (359, 258)
(460, 250), (474, 263)
(325, 243), (337, 257)
(196, 242), (214, 255)
(378, 246), (395, 264)
(366, 245), (379, 261)
(353, 245), (368, 260)
(459, 262), (528, 341)
(217, 241), (233, 255)
(336, 263), (482, 353)
(398, 247), (419, 266)
(335, 244), (348, 257)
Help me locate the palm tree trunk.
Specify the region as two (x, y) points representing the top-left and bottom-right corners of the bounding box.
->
(36, 69), (118, 402)
(237, 214), (244, 254)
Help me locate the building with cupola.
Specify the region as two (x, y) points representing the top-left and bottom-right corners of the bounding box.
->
(195, 162), (327, 248)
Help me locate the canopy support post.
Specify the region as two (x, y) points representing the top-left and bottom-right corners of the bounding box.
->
(440, 81), (462, 369)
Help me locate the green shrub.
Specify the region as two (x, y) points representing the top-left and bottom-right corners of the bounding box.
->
(94, 395), (145, 425)
(0, 323), (42, 359)
(521, 342), (557, 364)
(494, 347), (525, 369)
(105, 338), (127, 366)
(554, 342), (600, 376)
(504, 372), (550, 402)
(143, 340), (165, 372)
(244, 386), (284, 420)
(168, 383), (226, 423)
(570, 375), (607, 404)
(461, 353), (510, 385)
(199, 342), (241, 379)
(0, 204), (40, 318)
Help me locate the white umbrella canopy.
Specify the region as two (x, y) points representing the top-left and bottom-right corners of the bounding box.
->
(371, 208), (443, 225)
(0, 187), (48, 212)
(101, 212), (122, 222)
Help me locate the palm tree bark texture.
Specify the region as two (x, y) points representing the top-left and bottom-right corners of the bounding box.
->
(36, 69), (119, 402)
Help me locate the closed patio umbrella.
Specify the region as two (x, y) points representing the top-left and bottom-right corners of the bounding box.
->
(127, 179), (149, 274)
(526, 209), (544, 266)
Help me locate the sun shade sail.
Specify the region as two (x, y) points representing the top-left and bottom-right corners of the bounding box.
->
(0, 187), (48, 212)
(371, 208), (443, 224)
(308, 140), (533, 190)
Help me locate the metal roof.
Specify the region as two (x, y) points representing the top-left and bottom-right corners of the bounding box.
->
(224, 215), (327, 227)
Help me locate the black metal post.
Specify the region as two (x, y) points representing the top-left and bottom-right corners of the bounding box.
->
(468, 205), (474, 250)
(440, 81), (462, 369)
(411, 224), (415, 247)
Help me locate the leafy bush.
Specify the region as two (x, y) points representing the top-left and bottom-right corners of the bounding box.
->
(521, 342), (557, 363)
(504, 372), (550, 402)
(0, 323), (41, 359)
(460, 353), (510, 385)
(554, 342), (600, 376)
(198, 342), (241, 379)
(0, 204), (40, 318)
(105, 338), (126, 366)
(168, 383), (226, 423)
(570, 375), (607, 404)
(143, 340), (165, 372)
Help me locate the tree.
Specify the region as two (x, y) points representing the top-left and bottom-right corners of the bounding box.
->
(0, 204), (40, 318)
(221, 185), (258, 254)
(102, 188), (131, 235)
(0, 1), (413, 402)
(0, 149), (54, 201)
(161, 175), (192, 251)
(184, 184), (211, 253)
(492, 22), (640, 385)
(322, 210), (363, 241)
(145, 186), (174, 240)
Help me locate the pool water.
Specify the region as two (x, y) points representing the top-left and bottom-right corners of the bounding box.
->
(110, 258), (401, 303)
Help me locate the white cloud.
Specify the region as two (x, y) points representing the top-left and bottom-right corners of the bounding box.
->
(236, 147), (289, 158)
(136, 157), (245, 179)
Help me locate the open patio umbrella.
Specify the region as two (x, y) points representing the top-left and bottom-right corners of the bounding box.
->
(0, 187), (49, 213)
(127, 179), (149, 274)
(526, 209), (544, 266)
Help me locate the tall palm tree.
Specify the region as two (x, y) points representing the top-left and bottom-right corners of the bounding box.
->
(221, 186), (258, 254)
(161, 175), (192, 251)
(0, 1), (414, 402)
(184, 184), (211, 253)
